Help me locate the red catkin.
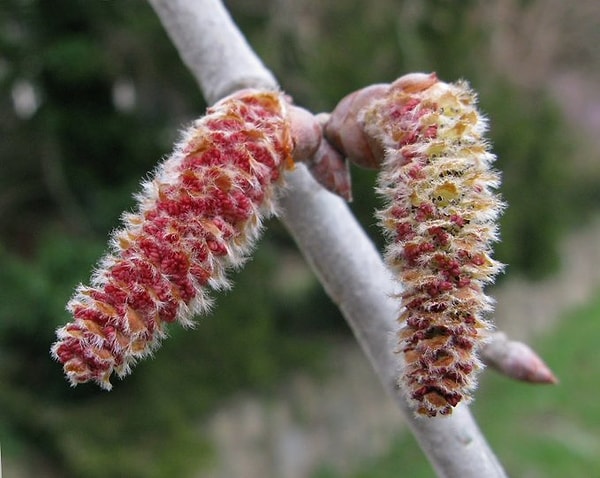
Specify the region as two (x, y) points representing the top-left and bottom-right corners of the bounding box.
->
(51, 90), (294, 389)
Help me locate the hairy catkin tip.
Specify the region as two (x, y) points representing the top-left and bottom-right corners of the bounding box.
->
(366, 73), (504, 416)
(51, 90), (294, 389)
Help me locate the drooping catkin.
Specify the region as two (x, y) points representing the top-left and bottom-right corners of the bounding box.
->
(324, 72), (504, 416)
(367, 73), (504, 416)
(51, 90), (294, 389)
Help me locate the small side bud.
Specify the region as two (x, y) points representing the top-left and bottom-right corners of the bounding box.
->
(288, 109), (353, 201)
(288, 104), (322, 162)
(324, 83), (389, 169)
(483, 333), (558, 384)
(308, 134), (353, 202)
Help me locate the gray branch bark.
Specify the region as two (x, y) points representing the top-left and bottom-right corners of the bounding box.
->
(148, 0), (507, 476)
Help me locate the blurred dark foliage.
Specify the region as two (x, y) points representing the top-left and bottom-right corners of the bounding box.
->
(0, 0), (589, 475)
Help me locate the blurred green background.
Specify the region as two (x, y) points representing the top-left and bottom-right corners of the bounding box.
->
(1, 0), (599, 476)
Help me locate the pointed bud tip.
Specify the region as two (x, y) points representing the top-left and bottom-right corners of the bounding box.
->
(485, 338), (559, 385)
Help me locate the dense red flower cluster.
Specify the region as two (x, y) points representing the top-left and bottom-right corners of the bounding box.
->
(52, 90), (293, 389)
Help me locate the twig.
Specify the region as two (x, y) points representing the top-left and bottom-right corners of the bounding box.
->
(147, 0), (507, 476)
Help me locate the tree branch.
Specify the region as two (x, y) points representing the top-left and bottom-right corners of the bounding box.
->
(147, 0), (507, 476)
(148, 0), (277, 104)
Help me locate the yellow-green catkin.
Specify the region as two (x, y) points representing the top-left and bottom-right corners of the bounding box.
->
(365, 73), (504, 416)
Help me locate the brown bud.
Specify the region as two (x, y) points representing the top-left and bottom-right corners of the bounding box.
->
(288, 104), (322, 162)
(308, 136), (353, 202)
(390, 72), (438, 94)
(483, 333), (558, 384)
(324, 83), (389, 169)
